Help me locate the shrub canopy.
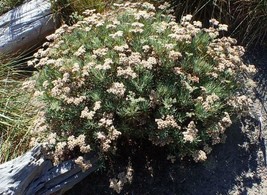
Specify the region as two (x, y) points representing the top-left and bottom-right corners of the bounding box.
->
(29, 2), (255, 164)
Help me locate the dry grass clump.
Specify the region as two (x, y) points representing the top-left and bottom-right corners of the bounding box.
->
(232, 0), (267, 46)
(0, 56), (36, 163)
(27, 1), (255, 170)
(171, 0), (267, 46)
(50, 0), (113, 24)
(171, 0), (230, 25)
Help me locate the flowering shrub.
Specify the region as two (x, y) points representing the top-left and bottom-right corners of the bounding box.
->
(29, 2), (256, 164)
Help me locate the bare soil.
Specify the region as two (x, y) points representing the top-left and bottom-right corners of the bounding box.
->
(65, 47), (267, 195)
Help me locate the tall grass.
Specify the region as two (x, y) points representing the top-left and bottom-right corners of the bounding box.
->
(171, 0), (230, 25)
(0, 56), (35, 163)
(232, 0), (267, 46)
(171, 0), (267, 46)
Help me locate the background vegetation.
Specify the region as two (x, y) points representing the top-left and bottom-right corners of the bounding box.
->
(171, 0), (267, 46)
(0, 0), (25, 15)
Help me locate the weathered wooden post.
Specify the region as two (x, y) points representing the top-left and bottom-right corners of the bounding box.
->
(0, 145), (98, 195)
(0, 0), (59, 55)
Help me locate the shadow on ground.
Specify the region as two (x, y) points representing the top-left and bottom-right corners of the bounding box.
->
(65, 122), (260, 195)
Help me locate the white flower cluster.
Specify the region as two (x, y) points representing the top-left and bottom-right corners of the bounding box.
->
(74, 45), (86, 57)
(140, 56), (157, 69)
(182, 121), (198, 143)
(130, 22), (145, 33)
(93, 47), (108, 57)
(126, 91), (146, 104)
(109, 162), (133, 193)
(207, 112), (233, 145)
(74, 156), (92, 171)
(192, 150), (207, 162)
(95, 58), (113, 70)
(155, 115), (180, 130)
(228, 95), (253, 110)
(158, 2), (171, 10)
(67, 134), (91, 153)
(65, 95), (86, 105)
(109, 30), (124, 38)
(133, 10), (155, 20)
(221, 112), (232, 128)
(80, 101), (101, 120)
(117, 66), (137, 78)
(114, 44), (129, 52)
(169, 50), (182, 61)
(107, 82), (126, 97)
(202, 93), (220, 111)
(53, 141), (67, 164)
(97, 115), (121, 152)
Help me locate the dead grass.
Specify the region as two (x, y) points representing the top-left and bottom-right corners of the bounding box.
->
(171, 0), (267, 47)
(0, 56), (35, 163)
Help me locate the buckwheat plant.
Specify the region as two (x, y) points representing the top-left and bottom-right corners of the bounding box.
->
(29, 1), (256, 164)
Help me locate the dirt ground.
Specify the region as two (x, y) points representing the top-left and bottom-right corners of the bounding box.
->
(65, 47), (267, 195)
